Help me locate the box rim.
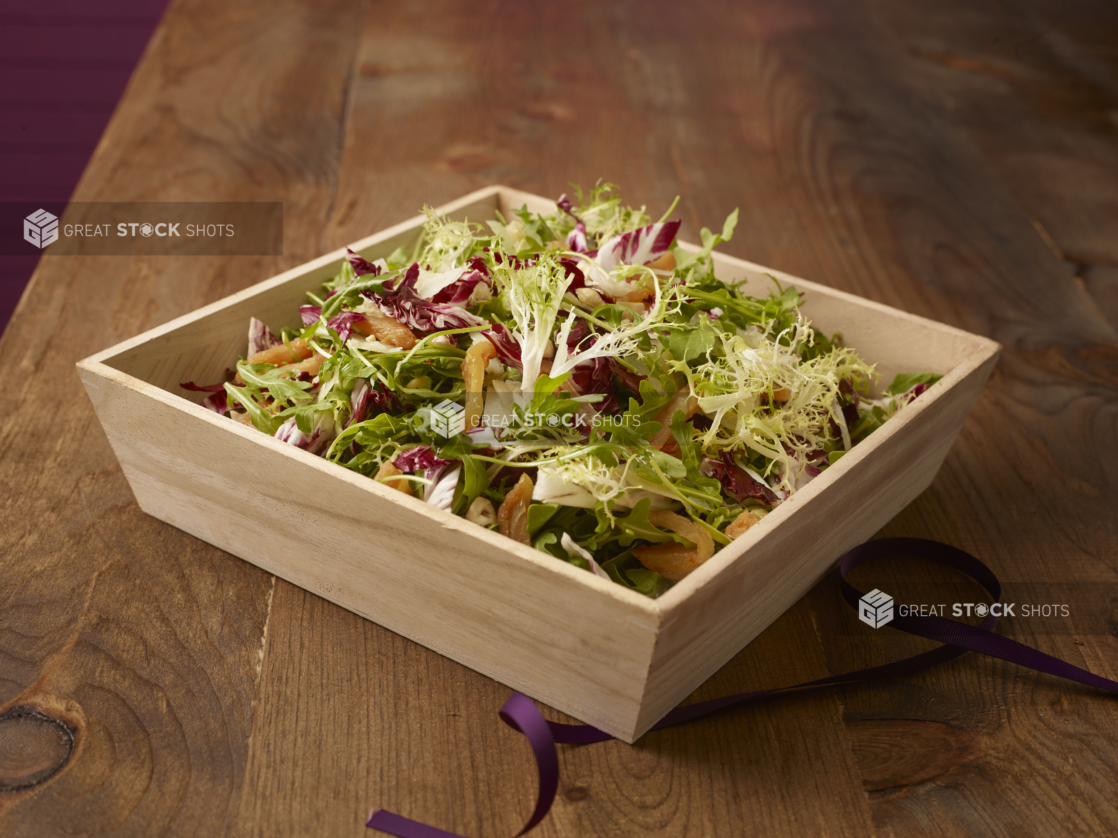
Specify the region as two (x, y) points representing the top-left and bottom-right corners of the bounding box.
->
(76, 184), (1002, 622)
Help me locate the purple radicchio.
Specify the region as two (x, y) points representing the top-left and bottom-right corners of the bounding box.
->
(299, 305), (322, 326)
(346, 379), (373, 429)
(804, 448), (828, 477)
(362, 263), (487, 333)
(370, 382), (405, 415)
(181, 381), (226, 393)
(556, 193), (579, 221)
(201, 392), (229, 416)
(392, 445), (452, 474)
(480, 321), (523, 370)
(247, 317), (281, 356)
(595, 220), (681, 272)
(558, 257), (587, 292)
(900, 382), (932, 404)
(556, 194), (589, 251)
(346, 247), (383, 277)
(566, 222), (588, 253)
(424, 461), (461, 511)
(609, 358), (645, 397)
(567, 356), (619, 414)
(391, 446), (460, 510)
(701, 452), (778, 507)
(431, 257), (494, 305)
(326, 310), (367, 342)
(563, 317), (593, 351)
(274, 414), (335, 456)
(181, 376), (233, 417)
(345, 379), (406, 430)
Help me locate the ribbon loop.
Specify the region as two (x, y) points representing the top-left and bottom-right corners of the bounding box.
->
(369, 538), (1118, 838)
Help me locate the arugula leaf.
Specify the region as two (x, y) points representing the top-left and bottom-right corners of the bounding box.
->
(223, 382), (282, 435)
(886, 372), (943, 395)
(532, 530), (561, 556)
(236, 362), (315, 409)
(601, 550), (670, 598)
(458, 455), (489, 512)
(614, 498), (675, 547)
(850, 404), (888, 441)
(673, 207), (739, 273)
(669, 410), (703, 481)
(666, 319), (718, 364)
(527, 503), (561, 535)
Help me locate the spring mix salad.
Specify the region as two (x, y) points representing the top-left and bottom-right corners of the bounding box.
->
(185, 185), (941, 596)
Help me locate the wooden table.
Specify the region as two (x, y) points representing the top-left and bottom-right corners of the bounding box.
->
(3, 0), (1116, 835)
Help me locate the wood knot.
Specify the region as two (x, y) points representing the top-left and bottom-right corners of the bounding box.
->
(563, 786), (589, 802)
(846, 719), (983, 795)
(0, 706), (75, 793)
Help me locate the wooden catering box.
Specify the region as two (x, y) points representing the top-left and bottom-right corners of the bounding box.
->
(77, 186), (1001, 743)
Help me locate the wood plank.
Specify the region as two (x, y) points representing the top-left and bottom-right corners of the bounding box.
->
(865, 0), (1118, 332)
(0, 0), (364, 833)
(798, 2), (1118, 833)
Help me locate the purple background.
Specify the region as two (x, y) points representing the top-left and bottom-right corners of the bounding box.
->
(0, 0), (168, 334)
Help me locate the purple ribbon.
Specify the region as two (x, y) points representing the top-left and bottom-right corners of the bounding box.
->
(367, 538), (1118, 837)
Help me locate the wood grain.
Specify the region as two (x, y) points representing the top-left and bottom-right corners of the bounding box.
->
(2, 0), (1116, 835)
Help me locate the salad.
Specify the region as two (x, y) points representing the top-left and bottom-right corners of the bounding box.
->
(185, 185), (940, 597)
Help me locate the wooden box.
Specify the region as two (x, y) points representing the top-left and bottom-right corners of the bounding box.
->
(77, 186), (1000, 743)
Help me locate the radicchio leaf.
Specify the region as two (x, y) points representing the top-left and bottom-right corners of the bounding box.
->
(181, 373), (235, 416)
(701, 452), (778, 507)
(481, 321), (523, 370)
(370, 383), (405, 415)
(431, 257), (494, 305)
(299, 305), (322, 326)
(566, 222), (588, 253)
(346, 247), (382, 277)
(568, 356), (619, 414)
(556, 193), (579, 221)
(274, 415), (335, 456)
(326, 310), (367, 342)
(347, 379), (372, 429)
(201, 392), (229, 416)
(900, 383), (931, 404)
(610, 358), (645, 396)
(560, 533), (610, 579)
(247, 317), (281, 357)
(362, 263), (487, 333)
(424, 462), (461, 511)
(804, 448), (828, 477)
(563, 318), (593, 351)
(393, 445), (452, 474)
(595, 220), (681, 272)
(558, 257), (586, 292)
